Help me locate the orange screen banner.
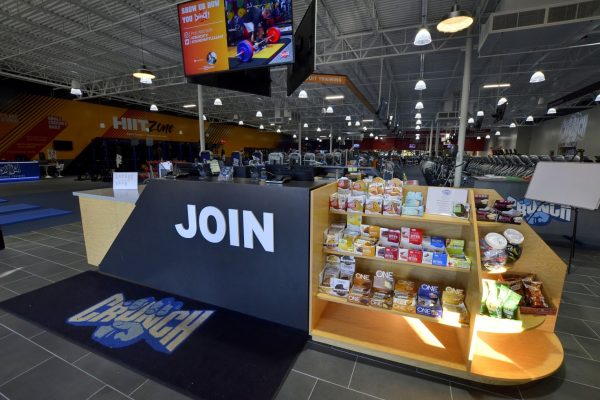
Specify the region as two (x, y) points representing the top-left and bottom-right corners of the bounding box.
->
(178, 0), (229, 76)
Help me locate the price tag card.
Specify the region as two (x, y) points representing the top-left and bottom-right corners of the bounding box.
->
(113, 172), (138, 190)
(426, 187), (468, 216)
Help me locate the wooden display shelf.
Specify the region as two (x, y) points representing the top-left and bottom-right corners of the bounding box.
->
(475, 313), (546, 334)
(324, 248), (471, 273)
(475, 220), (524, 228)
(312, 302), (469, 373)
(330, 209), (471, 226)
(317, 292), (469, 328)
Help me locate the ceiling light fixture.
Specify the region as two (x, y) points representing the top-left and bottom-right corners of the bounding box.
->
(347, 121), (351, 126)
(345, 115), (351, 121)
(375, 136), (379, 140)
(256, 111), (263, 117)
(140, 77), (153, 85)
(133, 66), (155, 82)
(317, 127), (322, 132)
(437, 1), (474, 33)
(476, 136), (481, 140)
(293, 134), (297, 138)
(483, 83), (511, 89)
(547, 107), (557, 115)
(277, 128), (281, 133)
(415, 101), (424, 110)
(595, 93), (600, 102)
(238, 120), (244, 125)
(269, 123), (275, 126)
(363, 126), (367, 131)
(214, 98), (222, 106)
(495, 131), (501, 136)
(509, 122), (516, 128)
(415, 79), (427, 90)
(477, 110), (484, 117)
(337, 136), (342, 140)
(362, 119), (374, 122)
(298, 90), (308, 99)
(326, 106), (334, 114)
(183, 104), (196, 108)
(149, 104), (158, 111)
(415, 113), (422, 119)
(497, 97), (508, 106)
(203, 115), (207, 121)
(415, 125), (421, 130)
(485, 134), (491, 139)
(526, 115), (534, 122)
(467, 117), (475, 124)
(530, 71), (545, 83)
(369, 133), (374, 137)
(259, 124), (264, 129)
(355, 121), (361, 126)
(70, 88), (82, 96)
(414, 27), (432, 46)
(325, 95), (344, 100)
(303, 123), (308, 128)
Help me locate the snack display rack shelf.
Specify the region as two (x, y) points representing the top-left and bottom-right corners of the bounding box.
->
(316, 292), (469, 327)
(329, 209), (472, 226)
(323, 249), (471, 274)
(309, 183), (566, 385)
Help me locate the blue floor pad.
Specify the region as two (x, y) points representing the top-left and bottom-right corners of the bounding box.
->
(0, 208), (71, 225)
(0, 199), (7, 203)
(0, 203), (40, 214)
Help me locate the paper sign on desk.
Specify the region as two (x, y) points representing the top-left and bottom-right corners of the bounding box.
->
(426, 187), (468, 216)
(113, 172), (138, 190)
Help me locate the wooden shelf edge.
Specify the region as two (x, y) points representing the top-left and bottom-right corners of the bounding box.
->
(323, 249), (471, 273)
(316, 292), (469, 328)
(329, 209), (471, 225)
(475, 313), (546, 334)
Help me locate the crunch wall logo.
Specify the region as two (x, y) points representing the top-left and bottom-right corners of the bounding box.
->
(67, 294), (213, 353)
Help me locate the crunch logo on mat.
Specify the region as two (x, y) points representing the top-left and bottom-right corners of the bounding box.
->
(67, 294), (213, 353)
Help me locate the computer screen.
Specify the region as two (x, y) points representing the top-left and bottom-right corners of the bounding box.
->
(178, 0), (294, 77)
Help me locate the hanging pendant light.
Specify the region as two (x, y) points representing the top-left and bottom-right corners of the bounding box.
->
(203, 115), (207, 121)
(415, 113), (422, 119)
(416, 119), (422, 125)
(259, 124), (264, 130)
(326, 106), (334, 114)
(347, 121), (351, 126)
(485, 134), (491, 139)
(497, 97), (508, 106)
(415, 125), (421, 130)
(415, 101), (424, 110)
(303, 123), (308, 128)
(477, 110), (484, 117)
(293, 134), (297, 138)
(467, 117), (475, 124)
(363, 126), (367, 131)
(298, 90), (308, 98)
(214, 98), (222, 106)
(529, 71), (545, 83)
(337, 136), (342, 141)
(149, 104), (158, 112)
(277, 128), (281, 133)
(256, 111), (263, 118)
(495, 131), (501, 136)
(375, 136), (379, 140)
(476, 136), (481, 140)
(526, 115), (534, 122)
(369, 132), (374, 137)
(305, 136), (308, 141)
(355, 121), (360, 126)
(414, 27), (432, 46)
(133, 12), (156, 82)
(415, 80), (427, 90)
(238, 120), (244, 125)
(509, 122), (516, 128)
(547, 108), (557, 115)
(437, 1), (474, 33)
(317, 127), (322, 132)
(345, 115), (351, 121)
(595, 93), (600, 102)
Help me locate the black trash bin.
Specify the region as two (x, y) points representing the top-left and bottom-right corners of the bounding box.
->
(0, 227), (5, 251)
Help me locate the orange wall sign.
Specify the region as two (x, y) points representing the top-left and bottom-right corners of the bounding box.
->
(178, 0), (229, 76)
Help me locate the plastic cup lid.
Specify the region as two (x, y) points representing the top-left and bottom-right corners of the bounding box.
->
(503, 228), (524, 245)
(484, 232), (507, 249)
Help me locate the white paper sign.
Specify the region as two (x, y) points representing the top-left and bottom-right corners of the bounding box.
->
(426, 187), (468, 216)
(113, 172), (138, 190)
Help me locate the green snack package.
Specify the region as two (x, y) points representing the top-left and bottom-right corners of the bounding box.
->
(480, 279), (490, 314)
(502, 290), (522, 320)
(486, 282), (502, 318)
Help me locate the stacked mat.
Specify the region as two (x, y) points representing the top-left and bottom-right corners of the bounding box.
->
(0, 202), (71, 225)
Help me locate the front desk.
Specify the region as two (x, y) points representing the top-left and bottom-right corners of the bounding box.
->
(75, 178), (324, 331)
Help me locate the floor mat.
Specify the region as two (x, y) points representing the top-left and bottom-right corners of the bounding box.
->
(0, 198), (7, 202)
(0, 271), (307, 400)
(0, 208), (71, 225)
(0, 203), (40, 214)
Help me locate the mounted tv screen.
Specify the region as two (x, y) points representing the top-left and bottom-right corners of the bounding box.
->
(286, 0), (316, 96)
(178, 0), (294, 76)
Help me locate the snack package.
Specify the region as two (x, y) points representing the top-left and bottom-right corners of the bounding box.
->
(502, 290), (522, 319)
(347, 195), (366, 213)
(320, 265), (339, 287)
(452, 202), (470, 219)
(389, 178), (403, 187)
(351, 180), (368, 196)
(373, 270), (394, 295)
(323, 224), (345, 248)
(481, 279), (491, 314)
(383, 195), (402, 215)
(503, 229), (525, 263)
(384, 183), (403, 197)
(360, 224), (380, 240)
(422, 236), (445, 252)
(339, 256), (356, 280)
(330, 278), (351, 297)
(404, 191), (424, 206)
(422, 251), (447, 266)
(497, 214), (523, 224)
(337, 177), (351, 195)
(485, 281), (502, 318)
(474, 194), (489, 209)
(385, 246), (399, 260)
(348, 273), (373, 306)
(393, 280), (417, 313)
(407, 249), (423, 263)
(402, 205), (424, 216)
(338, 230), (360, 253)
(417, 283), (440, 307)
(442, 287), (468, 323)
(379, 228), (401, 247)
(368, 181), (384, 196)
(354, 238), (377, 257)
(347, 213), (362, 232)
(375, 245), (386, 259)
(523, 281), (549, 308)
(401, 227), (424, 249)
(329, 193), (348, 211)
(493, 200), (515, 211)
(446, 239), (471, 269)
(365, 196), (383, 214)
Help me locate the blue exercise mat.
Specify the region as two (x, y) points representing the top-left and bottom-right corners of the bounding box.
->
(0, 208), (71, 225)
(0, 203), (40, 214)
(0, 199), (7, 203)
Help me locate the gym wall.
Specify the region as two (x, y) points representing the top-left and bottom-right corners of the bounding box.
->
(205, 123), (288, 155)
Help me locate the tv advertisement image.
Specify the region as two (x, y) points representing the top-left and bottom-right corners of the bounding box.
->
(178, 0), (294, 76)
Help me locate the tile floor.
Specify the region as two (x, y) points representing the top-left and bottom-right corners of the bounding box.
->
(1, 224), (600, 399)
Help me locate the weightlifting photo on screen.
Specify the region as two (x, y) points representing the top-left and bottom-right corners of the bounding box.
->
(226, 0), (294, 70)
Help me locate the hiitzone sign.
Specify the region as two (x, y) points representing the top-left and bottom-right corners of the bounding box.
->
(67, 294), (213, 353)
(507, 196), (572, 226)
